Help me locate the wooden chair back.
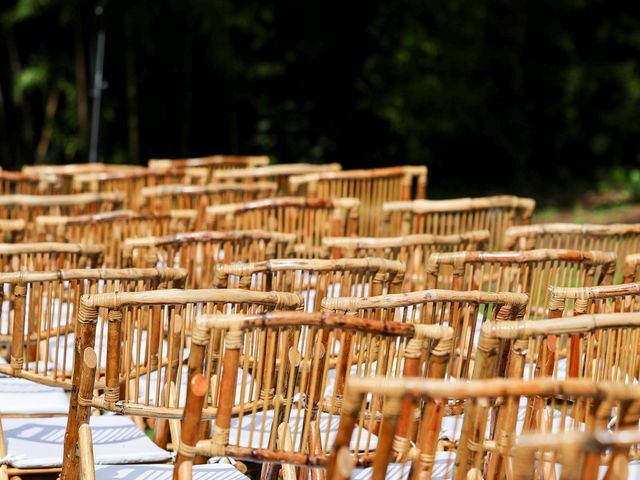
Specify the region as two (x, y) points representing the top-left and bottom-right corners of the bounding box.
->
(426, 249), (616, 319)
(505, 223), (640, 281)
(0, 242), (103, 272)
(475, 311), (640, 478)
(71, 168), (208, 209)
(289, 166), (427, 236)
(22, 163), (139, 193)
(35, 210), (195, 267)
(383, 195), (535, 249)
(180, 311), (451, 474)
(323, 289), (528, 381)
(0, 170), (60, 194)
(214, 257), (406, 311)
(511, 429), (640, 480)
(322, 230), (490, 291)
(148, 155), (269, 181)
(0, 193), (124, 229)
(141, 181), (278, 227)
(61, 288), (303, 478)
(328, 377), (640, 480)
(123, 230), (296, 288)
(212, 163), (342, 194)
(0, 267), (187, 387)
(206, 197), (359, 258)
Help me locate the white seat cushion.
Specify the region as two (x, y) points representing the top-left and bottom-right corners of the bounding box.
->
(2, 415), (172, 469)
(351, 451), (456, 480)
(229, 408), (377, 452)
(0, 376), (69, 414)
(94, 463), (249, 480)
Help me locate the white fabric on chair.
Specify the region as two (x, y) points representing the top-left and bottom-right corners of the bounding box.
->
(228, 407), (378, 452)
(0, 376), (69, 414)
(351, 451), (456, 480)
(2, 415), (171, 468)
(94, 463), (249, 480)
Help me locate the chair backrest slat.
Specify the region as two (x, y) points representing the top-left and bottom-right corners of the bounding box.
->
(384, 195), (535, 249)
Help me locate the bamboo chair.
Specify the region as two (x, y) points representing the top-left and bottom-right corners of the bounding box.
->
(0, 267), (187, 388)
(206, 197), (360, 258)
(425, 249), (616, 320)
(511, 429), (640, 480)
(214, 257), (406, 312)
(141, 181), (278, 213)
(623, 253), (640, 283)
(328, 377), (640, 480)
(322, 230), (490, 291)
(289, 166), (427, 236)
(0, 243), (103, 272)
(149, 155), (269, 181)
(0, 170), (60, 194)
(22, 162), (139, 193)
(176, 310), (452, 478)
(35, 210), (195, 267)
(122, 230), (296, 288)
(212, 162), (342, 194)
(0, 193), (124, 231)
(474, 312), (640, 479)
(322, 290), (528, 382)
(71, 354), (249, 480)
(0, 219), (25, 243)
(71, 168), (209, 210)
(505, 223), (640, 281)
(60, 288), (303, 479)
(383, 195), (536, 249)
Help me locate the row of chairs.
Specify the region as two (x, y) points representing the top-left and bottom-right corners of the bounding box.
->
(1, 158), (640, 480)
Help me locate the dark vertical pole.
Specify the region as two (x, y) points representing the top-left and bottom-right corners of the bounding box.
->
(88, 1), (107, 163)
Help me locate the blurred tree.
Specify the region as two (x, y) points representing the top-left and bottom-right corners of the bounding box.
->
(0, 0), (639, 202)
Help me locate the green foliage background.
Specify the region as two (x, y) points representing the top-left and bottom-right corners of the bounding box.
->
(1, 0), (640, 201)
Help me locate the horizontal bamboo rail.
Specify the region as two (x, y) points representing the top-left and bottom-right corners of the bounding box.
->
(383, 195), (535, 215)
(322, 231), (490, 249)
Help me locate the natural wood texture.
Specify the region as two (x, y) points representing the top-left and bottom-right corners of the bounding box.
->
(383, 195), (535, 249)
(289, 166), (427, 236)
(0, 170), (61, 195)
(323, 289), (528, 381)
(212, 162), (342, 194)
(0, 242), (104, 272)
(78, 424), (95, 480)
(61, 287), (303, 478)
(214, 257), (405, 311)
(71, 167), (209, 209)
(0, 267), (187, 387)
(206, 197), (360, 258)
(426, 249), (616, 320)
(505, 222), (640, 281)
(183, 311), (451, 475)
(61, 347), (97, 480)
(36, 210), (195, 267)
(149, 155), (269, 181)
(328, 376), (640, 480)
(322, 230), (490, 291)
(173, 374), (208, 478)
(473, 311), (640, 479)
(623, 253), (640, 283)
(123, 230), (296, 288)
(141, 181), (278, 216)
(511, 429), (640, 480)
(0, 219), (25, 243)
(0, 193), (124, 234)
